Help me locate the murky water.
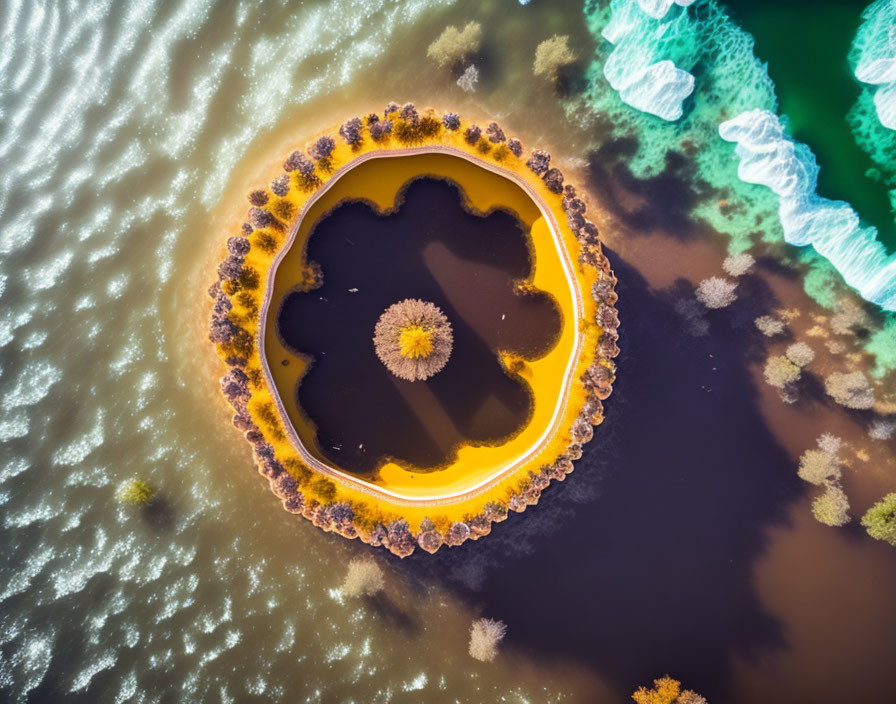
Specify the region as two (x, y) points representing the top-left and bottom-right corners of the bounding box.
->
(2, 0), (895, 702)
(278, 175), (560, 474)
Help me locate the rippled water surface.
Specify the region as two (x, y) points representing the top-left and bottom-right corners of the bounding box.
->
(2, 1), (896, 702)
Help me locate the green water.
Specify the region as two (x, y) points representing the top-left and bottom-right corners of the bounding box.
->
(724, 0), (896, 251)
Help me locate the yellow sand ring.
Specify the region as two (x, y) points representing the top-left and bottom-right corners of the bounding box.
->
(209, 105), (619, 556)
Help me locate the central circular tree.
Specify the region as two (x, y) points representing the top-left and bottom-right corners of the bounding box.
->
(374, 299), (453, 381)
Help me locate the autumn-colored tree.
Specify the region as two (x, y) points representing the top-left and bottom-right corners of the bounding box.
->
(632, 676), (707, 704)
(632, 676), (680, 704)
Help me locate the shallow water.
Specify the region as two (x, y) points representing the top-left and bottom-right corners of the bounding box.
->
(1, 0), (895, 702)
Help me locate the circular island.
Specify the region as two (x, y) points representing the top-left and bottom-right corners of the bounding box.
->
(209, 103), (619, 556)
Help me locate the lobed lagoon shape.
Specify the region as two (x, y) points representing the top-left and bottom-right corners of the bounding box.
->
(209, 106), (619, 556)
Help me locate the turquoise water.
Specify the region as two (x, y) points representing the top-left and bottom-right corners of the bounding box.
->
(584, 0), (896, 312)
(724, 0), (896, 250)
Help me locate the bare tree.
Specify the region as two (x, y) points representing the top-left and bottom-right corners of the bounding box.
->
(456, 64), (479, 93)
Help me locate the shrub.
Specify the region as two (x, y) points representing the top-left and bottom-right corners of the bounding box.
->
(270, 174), (289, 196)
(442, 112), (461, 130)
(456, 64), (479, 92)
(117, 479), (154, 505)
(369, 119), (392, 141)
(226, 236), (250, 256)
(485, 122), (505, 143)
(754, 315), (785, 337)
(785, 342), (814, 367)
(543, 168), (564, 193)
(309, 136), (335, 161)
(797, 448), (840, 485)
(695, 277), (737, 309)
(464, 124), (481, 145)
(248, 207), (273, 229)
(824, 371), (875, 409)
(339, 117), (363, 145)
(812, 485), (851, 527)
(469, 618), (506, 662)
(399, 102), (419, 125)
(341, 557), (385, 597)
(426, 21), (482, 68)
(764, 355), (801, 389)
(526, 149), (551, 175)
(533, 35), (576, 82)
(722, 252), (755, 277)
(248, 190), (268, 206)
(861, 493), (896, 546)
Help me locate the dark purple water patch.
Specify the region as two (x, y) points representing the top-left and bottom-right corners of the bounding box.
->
(392, 249), (808, 703)
(276, 177), (562, 475)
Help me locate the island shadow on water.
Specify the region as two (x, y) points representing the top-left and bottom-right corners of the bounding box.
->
(393, 250), (804, 703)
(277, 177), (562, 475)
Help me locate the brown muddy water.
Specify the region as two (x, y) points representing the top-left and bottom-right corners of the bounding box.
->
(1, 0), (894, 702)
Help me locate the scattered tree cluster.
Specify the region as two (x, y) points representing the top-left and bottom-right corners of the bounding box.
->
(468, 618), (506, 662)
(797, 435), (850, 527)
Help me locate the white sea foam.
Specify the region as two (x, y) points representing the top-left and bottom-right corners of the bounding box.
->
(602, 0), (696, 121)
(853, 0), (896, 130)
(720, 109), (896, 310)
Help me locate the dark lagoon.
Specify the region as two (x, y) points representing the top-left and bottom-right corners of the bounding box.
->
(277, 177), (561, 474)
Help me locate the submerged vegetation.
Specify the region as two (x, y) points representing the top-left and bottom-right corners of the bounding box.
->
(341, 557), (385, 598)
(426, 21), (482, 69)
(533, 34), (576, 83)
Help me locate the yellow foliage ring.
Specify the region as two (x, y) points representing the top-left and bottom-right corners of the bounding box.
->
(208, 106), (619, 557)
